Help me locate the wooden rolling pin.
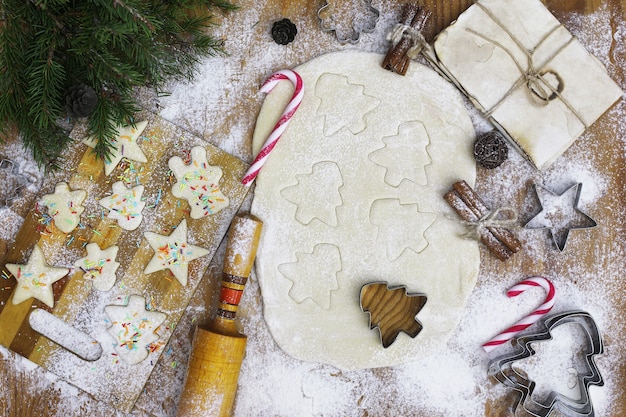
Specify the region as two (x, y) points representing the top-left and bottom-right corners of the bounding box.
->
(176, 213), (263, 417)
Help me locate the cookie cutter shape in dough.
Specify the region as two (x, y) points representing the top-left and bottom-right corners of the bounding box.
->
(318, 0), (380, 44)
(524, 182), (597, 252)
(360, 282), (427, 348)
(0, 158), (30, 207)
(488, 310), (604, 417)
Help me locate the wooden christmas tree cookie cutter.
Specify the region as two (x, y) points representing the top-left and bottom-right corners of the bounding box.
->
(487, 310), (604, 417)
(360, 282), (427, 348)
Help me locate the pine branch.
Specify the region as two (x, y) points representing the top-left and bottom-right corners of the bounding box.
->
(0, 0), (237, 168)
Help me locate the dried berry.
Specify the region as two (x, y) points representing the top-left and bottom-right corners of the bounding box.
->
(66, 84), (98, 118)
(271, 18), (297, 45)
(473, 130), (508, 169)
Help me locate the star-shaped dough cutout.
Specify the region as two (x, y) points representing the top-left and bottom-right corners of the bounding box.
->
(168, 146), (229, 219)
(6, 245), (69, 308)
(42, 182), (87, 234)
(525, 183), (597, 251)
(83, 120), (148, 175)
(99, 181), (146, 230)
(143, 219), (210, 286)
(278, 244), (341, 310)
(74, 243), (120, 292)
(105, 295), (167, 365)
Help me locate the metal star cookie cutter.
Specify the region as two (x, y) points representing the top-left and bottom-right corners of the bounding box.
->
(318, 0), (380, 44)
(0, 158), (30, 208)
(524, 182), (597, 252)
(488, 310), (604, 417)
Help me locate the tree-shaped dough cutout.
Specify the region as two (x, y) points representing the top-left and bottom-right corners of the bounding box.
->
(315, 73), (380, 136)
(369, 121), (432, 186)
(360, 282), (427, 348)
(281, 161), (344, 226)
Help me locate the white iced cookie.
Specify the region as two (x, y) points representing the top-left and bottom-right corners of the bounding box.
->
(143, 219), (210, 286)
(42, 182), (87, 234)
(99, 181), (146, 230)
(7, 245), (69, 308)
(83, 120), (148, 175)
(168, 146), (229, 219)
(74, 243), (120, 291)
(105, 295), (167, 365)
(251, 51), (480, 370)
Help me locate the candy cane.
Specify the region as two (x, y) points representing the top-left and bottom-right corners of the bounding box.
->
(482, 276), (556, 353)
(241, 69), (304, 186)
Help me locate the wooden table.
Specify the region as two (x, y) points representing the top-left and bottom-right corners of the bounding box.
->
(1, 0), (624, 416)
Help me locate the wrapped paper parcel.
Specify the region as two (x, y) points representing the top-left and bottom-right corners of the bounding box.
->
(431, 0), (623, 170)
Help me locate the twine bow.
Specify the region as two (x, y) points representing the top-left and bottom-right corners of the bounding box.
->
(387, 23), (428, 59)
(461, 207), (518, 241)
(466, 2), (587, 127)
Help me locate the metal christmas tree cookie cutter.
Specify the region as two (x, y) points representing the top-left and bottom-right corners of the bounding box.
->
(318, 0), (380, 44)
(0, 158), (30, 208)
(488, 310), (604, 417)
(524, 182), (597, 252)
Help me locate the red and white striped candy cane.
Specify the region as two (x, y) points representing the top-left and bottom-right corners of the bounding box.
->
(482, 276), (556, 353)
(241, 69), (304, 186)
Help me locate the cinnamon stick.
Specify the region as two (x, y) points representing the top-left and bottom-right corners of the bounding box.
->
(382, 3), (431, 75)
(452, 181), (522, 254)
(444, 190), (513, 261)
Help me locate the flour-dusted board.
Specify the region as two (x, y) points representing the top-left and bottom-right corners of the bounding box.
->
(0, 110), (250, 412)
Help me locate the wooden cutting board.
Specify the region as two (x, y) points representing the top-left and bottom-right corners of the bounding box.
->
(0, 109), (250, 412)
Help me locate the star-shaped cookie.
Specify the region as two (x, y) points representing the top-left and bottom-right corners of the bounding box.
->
(99, 181), (146, 230)
(105, 295), (167, 365)
(143, 219), (210, 286)
(168, 146), (229, 219)
(83, 120), (148, 175)
(6, 245), (69, 308)
(74, 243), (120, 292)
(525, 183), (597, 251)
(42, 182), (87, 234)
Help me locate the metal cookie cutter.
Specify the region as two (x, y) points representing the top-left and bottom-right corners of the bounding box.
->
(318, 0), (380, 44)
(488, 311), (604, 417)
(0, 159), (30, 208)
(524, 182), (597, 252)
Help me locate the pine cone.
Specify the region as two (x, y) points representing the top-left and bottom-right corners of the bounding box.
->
(66, 84), (98, 118)
(271, 18), (297, 45)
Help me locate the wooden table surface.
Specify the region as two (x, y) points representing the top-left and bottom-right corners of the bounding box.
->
(0, 0), (624, 416)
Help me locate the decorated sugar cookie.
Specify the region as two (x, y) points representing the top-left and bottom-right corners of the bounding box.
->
(74, 243), (120, 291)
(6, 244), (69, 308)
(83, 120), (148, 175)
(143, 219), (210, 286)
(168, 146), (229, 219)
(42, 182), (87, 234)
(105, 295), (167, 365)
(99, 181), (146, 230)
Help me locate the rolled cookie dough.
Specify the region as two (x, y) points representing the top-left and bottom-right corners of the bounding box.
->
(251, 51), (480, 370)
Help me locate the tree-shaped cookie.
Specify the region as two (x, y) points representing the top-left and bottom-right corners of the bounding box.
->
(83, 121), (148, 175)
(74, 243), (120, 291)
(99, 181), (146, 230)
(6, 244), (69, 308)
(42, 182), (87, 234)
(105, 295), (167, 365)
(168, 146), (229, 219)
(360, 282), (427, 348)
